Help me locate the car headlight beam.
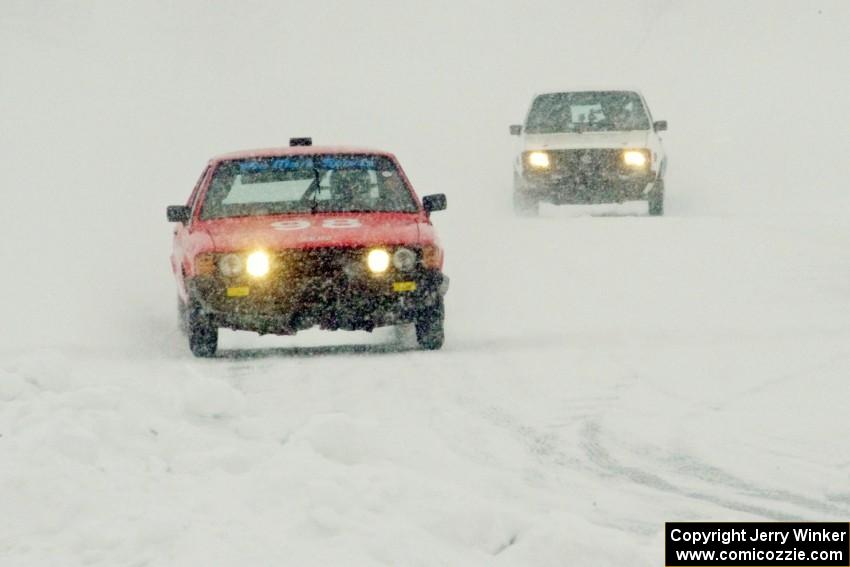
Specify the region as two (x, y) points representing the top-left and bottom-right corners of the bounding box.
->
(527, 151), (550, 168)
(623, 150), (648, 167)
(367, 249), (390, 273)
(245, 251), (270, 277)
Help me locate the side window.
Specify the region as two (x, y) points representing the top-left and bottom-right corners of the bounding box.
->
(186, 166), (210, 210)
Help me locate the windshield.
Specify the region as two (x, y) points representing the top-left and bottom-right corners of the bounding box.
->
(525, 91), (650, 134)
(200, 155), (418, 219)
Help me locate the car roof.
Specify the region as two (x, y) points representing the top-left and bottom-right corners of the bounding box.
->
(209, 145), (396, 164)
(533, 88), (644, 97)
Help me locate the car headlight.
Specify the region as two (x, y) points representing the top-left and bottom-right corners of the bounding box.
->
(623, 150), (648, 167)
(245, 251), (270, 277)
(392, 248), (416, 271)
(527, 151), (550, 168)
(367, 248), (390, 273)
(218, 253), (243, 277)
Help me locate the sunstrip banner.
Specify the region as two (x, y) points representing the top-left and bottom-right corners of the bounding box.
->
(238, 156), (377, 172)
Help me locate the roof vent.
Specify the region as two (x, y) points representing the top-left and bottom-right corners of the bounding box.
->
(289, 137), (312, 147)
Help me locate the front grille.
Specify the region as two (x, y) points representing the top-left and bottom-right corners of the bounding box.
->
(274, 247), (365, 280)
(272, 246), (421, 280)
(548, 149), (624, 172)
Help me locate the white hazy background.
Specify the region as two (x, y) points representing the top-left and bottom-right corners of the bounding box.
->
(1, 0), (848, 349)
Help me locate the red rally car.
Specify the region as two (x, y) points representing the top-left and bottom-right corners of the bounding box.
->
(167, 139), (448, 357)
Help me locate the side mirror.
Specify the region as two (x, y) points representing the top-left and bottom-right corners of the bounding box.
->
(653, 120), (668, 132)
(509, 124), (522, 136)
(167, 205), (191, 223)
(422, 193), (447, 214)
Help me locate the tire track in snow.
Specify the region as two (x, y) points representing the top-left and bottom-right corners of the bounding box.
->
(580, 420), (850, 520)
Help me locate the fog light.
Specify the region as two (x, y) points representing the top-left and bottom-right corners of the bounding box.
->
(246, 251), (270, 277)
(393, 248), (416, 271)
(219, 254), (243, 277)
(367, 249), (390, 273)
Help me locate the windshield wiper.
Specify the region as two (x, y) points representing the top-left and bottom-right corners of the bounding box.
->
(309, 167), (321, 213)
(299, 168), (323, 213)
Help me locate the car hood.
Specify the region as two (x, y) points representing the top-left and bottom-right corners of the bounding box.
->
(524, 130), (650, 150)
(200, 212), (424, 252)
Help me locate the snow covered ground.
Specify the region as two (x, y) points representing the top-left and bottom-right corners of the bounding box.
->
(2, 1), (850, 565)
(3, 208), (850, 565)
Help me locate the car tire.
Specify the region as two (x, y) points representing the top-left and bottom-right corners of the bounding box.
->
(512, 172), (538, 216)
(648, 180), (664, 216)
(415, 297), (444, 350)
(177, 295), (189, 336)
(513, 192), (539, 216)
(188, 301), (218, 357)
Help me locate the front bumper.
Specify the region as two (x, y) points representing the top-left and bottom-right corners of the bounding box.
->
(188, 267), (448, 335)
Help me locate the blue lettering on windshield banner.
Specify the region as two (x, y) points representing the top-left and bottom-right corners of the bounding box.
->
(239, 158), (314, 172)
(317, 157), (375, 169)
(238, 156), (375, 172)
(238, 161), (267, 173)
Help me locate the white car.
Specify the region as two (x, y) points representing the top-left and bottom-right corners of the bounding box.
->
(510, 89), (668, 215)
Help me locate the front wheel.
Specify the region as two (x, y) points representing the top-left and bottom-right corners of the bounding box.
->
(415, 297), (445, 350)
(188, 302), (218, 357)
(513, 192), (539, 216)
(513, 172), (539, 216)
(648, 180), (665, 216)
(177, 295), (190, 336)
